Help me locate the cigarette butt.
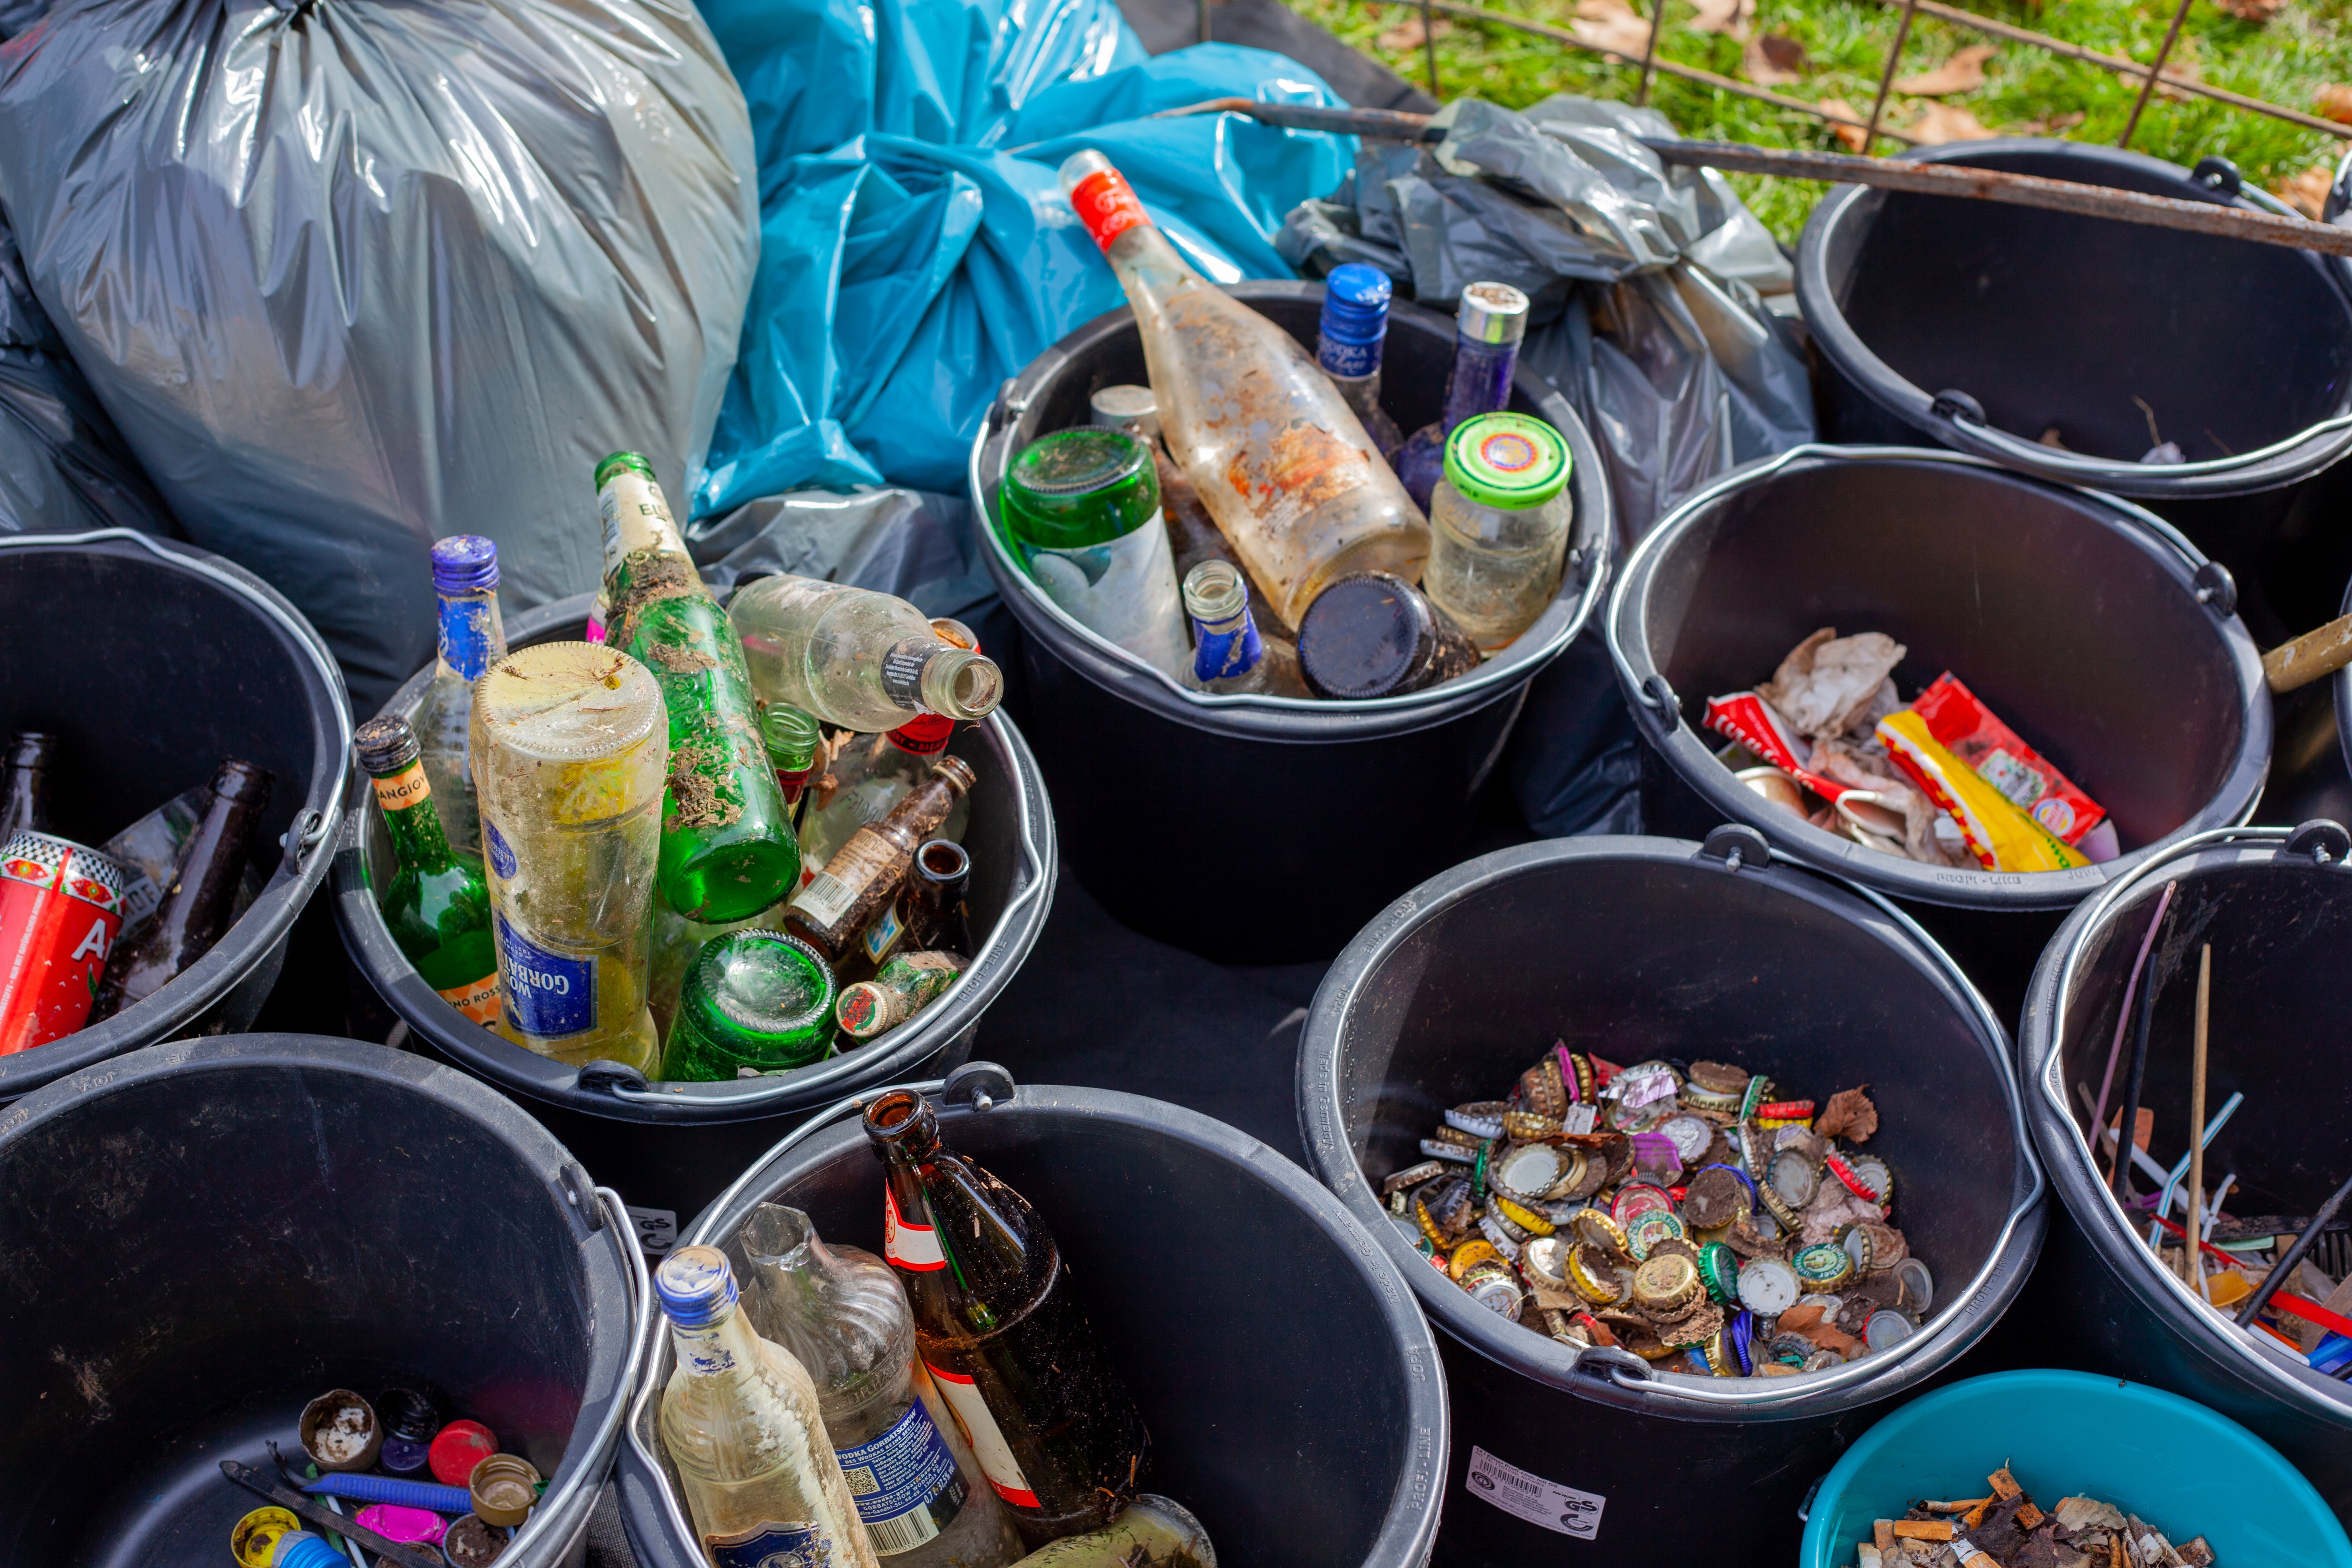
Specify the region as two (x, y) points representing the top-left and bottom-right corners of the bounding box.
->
(1962, 1498), (1994, 1530)
(1892, 1520), (1957, 1541)
(2110, 1536), (2125, 1568)
(1924, 1497), (1994, 1513)
(1859, 1545), (1883, 1568)
(1875, 1519), (1896, 1552)
(1988, 1467), (2022, 1500)
(2017, 1501), (2044, 1529)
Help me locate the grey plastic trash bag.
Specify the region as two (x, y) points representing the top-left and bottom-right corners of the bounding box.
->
(0, 0), (758, 708)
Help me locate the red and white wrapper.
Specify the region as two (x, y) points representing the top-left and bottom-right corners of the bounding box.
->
(1703, 691), (1854, 802)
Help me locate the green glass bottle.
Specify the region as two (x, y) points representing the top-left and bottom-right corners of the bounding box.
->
(596, 452), (800, 923)
(1001, 428), (1189, 675)
(355, 715), (500, 1026)
(663, 929), (839, 1081)
(761, 703), (823, 824)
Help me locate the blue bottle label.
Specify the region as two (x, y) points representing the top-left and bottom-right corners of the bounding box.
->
(484, 820), (518, 879)
(1317, 330), (1381, 379)
(437, 594), (498, 682)
(1191, 614), (1263, 685)
(836, 1399), (968, 1554)
(495, 911), (595, 1038)
(705, 1521), (841, 1568)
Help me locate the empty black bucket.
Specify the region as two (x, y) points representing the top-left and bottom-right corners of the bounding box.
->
(2018, 822), (2352, 1525)
(334, 593), (1056, 1250)
(1797, 138), (2352, 637)
(1297, 831), (2045, 1565)
(1607, 445), (2269, 1021)
(0, 529), (349, 1099)
(0, 1033), (645, 1565)
(970, 281), (1613, 964)
(617, 1065), (1447, 1568)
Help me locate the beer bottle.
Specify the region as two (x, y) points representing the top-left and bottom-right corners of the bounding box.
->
(90, 758), (272, 1019)
(661, 930), (838, 1081)
(784, 758), (975, 964)
(654, 1247), (882, 1568)
(730, 575), (1004, 734)
(836, 951), (965, 1042)
(354, 715), (500, 1025)
(865, 1088), (1149, 1547)
(0, 732), (57, 837)
(901, 841), (973, 957)
(596, 453), (800, 923)
(1179, 561), (1308, 698)
(418, 535), (508, 852)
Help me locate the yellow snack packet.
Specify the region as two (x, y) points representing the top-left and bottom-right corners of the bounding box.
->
(1875, 710), (2087, 873)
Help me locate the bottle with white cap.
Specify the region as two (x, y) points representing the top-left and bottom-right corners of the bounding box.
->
(1390, 281), (1532, 513)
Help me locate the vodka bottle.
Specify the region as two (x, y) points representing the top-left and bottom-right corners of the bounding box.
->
(355, 715), (500, 1025)
(867, 1088), (1149, 1547)
(734, 1205), (1024, 1567)
(1423, 412), (1575, 650)
(1390, 282), (1531, 513)
(1179, 561), (1307, 697)
(418, 535), (507, 852)
(1003, 1497), (1216, 1568)
(655, 1246), (882, 1568)
(1060, 150), (1428, 628)
(732, 576), (1003, 734)
(471, 641), (664, 1073)
(1316, 264), (1404, 458)
(89, 758), (272, 1020)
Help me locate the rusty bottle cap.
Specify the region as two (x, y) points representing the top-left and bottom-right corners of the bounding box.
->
(1631, 1252), (1703, 1315)
(299, 1390), (382, 1474)
(442, 1514), (509, 1568)
(1566, 1243), (1623, 1305)
(230, 1506), (301, 1568)
(1737, 1256), (1803, 1315)
(469, 1452), (542, 1527)
(1570, 1208), (1631, 1259)
(1792, 1241), (1858, 1289)
(1382, 1160), (1445, 1197)
(1445, 1101), (1509, 1139)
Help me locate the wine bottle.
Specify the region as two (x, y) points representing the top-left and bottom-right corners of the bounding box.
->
(355, 715), (499, 1024)
(0, 732), (57, 837)
(89, 758), (272, 1019)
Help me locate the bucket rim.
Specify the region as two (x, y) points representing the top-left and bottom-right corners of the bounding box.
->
(616, 1069), (1451, 1568)
(0, 529), (352, 1100)
(1604, 442), (2272, 911)
(1794, 136), (2352, 497)
(966, 280), (1615, 742)
(2019, 822), (2352, 1431)
(330, 592), (1057, 1125)
(1295, 830), (2047, 1420)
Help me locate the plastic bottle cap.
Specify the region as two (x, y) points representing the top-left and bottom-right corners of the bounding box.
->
(1295, 573), (1441, 699)
(230, 1506), (301, 1568)
(1001, 427), (1159, 548)
(355, 1503), (448, 1545)
(379, 1436), (431, 1476)
(430, 534), (499, 595)
(469, 1452), (542, 1527)
(354, 715), (422, 776)
(1441, 412), (1569, 510)
(1318, 263), (1394, 357)
(428, 1420), (501, 1487)
(299, 1389), (382, 1473)
(1457, 280), (1531, 345)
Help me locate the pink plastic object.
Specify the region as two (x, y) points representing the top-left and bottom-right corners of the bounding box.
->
(355, 1503), (448, 1544)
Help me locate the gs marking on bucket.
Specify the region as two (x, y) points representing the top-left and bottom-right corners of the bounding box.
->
(1465, 1445), (1605, 1540)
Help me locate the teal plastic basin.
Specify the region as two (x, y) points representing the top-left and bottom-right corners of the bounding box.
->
(1799, 1370), (2352, 1568)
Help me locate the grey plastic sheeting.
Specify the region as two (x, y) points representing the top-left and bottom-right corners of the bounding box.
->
(0, 0), (759, 709)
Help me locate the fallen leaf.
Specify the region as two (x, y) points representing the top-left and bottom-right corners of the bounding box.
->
(2275, 165), (2333, 219)
(1906, 101), (1997, 144)
(1375, 13), (1451, 50)
(2213, 0), (2287, 20)
(1816, 95), (1871, 153)
(1570, 0), (1655, 56)
(2316, 83), (2352, 124)
(1687, 0), (1754, 39)
(1741, 32), (1807, 86)
(1816, 1086), (1880, 1143)
(1894, 44), (1995, 96)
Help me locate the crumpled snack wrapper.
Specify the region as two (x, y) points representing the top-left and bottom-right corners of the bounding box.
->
(1761, 627), (1908, 739)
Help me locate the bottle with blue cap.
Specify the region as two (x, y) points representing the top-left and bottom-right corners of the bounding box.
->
(1422, 410), (1575, 650)
(1316, 263), (1404, 458)
(1390, 281), (1532, 513)
(656, 1244), (883, 1568)
(420, 534), (506, 852)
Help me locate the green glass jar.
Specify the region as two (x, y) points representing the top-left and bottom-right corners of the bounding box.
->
(1001, 428), (1189, 673)
(662, 929), (838, 1080)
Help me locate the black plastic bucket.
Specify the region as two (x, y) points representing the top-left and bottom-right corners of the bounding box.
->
(1607, 445), (2269, 1021)
(617, 1065), (1448, 1568)
(1797, 138), (2352, 638)
(0, 529), (349, 1099)
(2017, 822), (2352, 1524)
(1297, 831), (2045, 1564)
(0, 1033), (645, 1565)
(334, 593), (1057, 1249)
(969, 281), (1613, 963)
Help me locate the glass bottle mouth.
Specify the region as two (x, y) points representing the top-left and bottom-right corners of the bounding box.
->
(923, 652), (1003, 722)
(354, 715), (422, 775)
(864, 1087), (941, 1150)
(1181, 559), (1249, 624)
(914, 838), (969, 887)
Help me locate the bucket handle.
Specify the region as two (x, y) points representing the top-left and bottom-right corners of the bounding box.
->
(1922, 382), (2352, 492)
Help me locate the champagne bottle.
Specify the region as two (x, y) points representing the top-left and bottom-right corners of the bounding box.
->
(784, 758), (975, 964)
(1003, 1497), (1215, 1568)
(418, 535), (507, 852)
(598, 453), (800, 923)
(1060, 150), (1428, 628)
(89, 758), (272, 1019)
(0, 732), (57, 837)
(732, 575), (1004, 734)
(732, 1205), (1024, 1567)
(865, 1089), (1149, 1547)
(355, 715), (500, 1025)
(655, 1246), (882, 1568)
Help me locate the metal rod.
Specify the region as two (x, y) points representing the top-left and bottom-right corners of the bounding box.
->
(1422, 0), (1441, 97)
(2120, 0), (2196, 150)
(2237, 1168), (2352, 1326)
(2186, 944), (2211, 1294)
(1634, 0), (1664, 108)
(1864, 0), (1922, 157)
(2112, 937), (2161, 1202)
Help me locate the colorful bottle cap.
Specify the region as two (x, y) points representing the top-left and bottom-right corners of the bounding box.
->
(428, 1418), (502, 1486)
(1317, 263), (1394, 377)
(1492, 1194), (1554, 1236)
(1442, 412), (1569, 511)
(1792, 1241), (1858, 1288)
(430, 534), (499, 595)
(1632, 1252), (1702, 1313)
(379, 1436), (430, 1476)
(266, 1532), (348, 1568)
(1610, 1181), (1674, 1227)
(1447, 1239), (1502, 1280)
(299, 1389), (382, 1473)
(355, 1503), (448, 1545)
(1001, 427), (1159, 548)
(1698, 1241), (1741, 1304)
(1456, 1260), (1524, 1316)
(1457, 280), (1530, 345)
(231, 1506), (301, 1568)
(469, 1452), (542, 1527)
(1625, 1210), (1687, 1259)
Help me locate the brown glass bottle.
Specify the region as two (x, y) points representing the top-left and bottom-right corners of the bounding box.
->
(900, 839), (974, 957)
(782, 756), (975, 962)
(864, 1089), (1148, 1549)
(1, 732), (58, 837)
(89, 758), (272, 1019)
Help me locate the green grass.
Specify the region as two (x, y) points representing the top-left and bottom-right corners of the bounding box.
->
(1282, 0), (2352, 240)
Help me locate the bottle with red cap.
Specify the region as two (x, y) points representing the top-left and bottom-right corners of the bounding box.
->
(797, 618), (981, 878)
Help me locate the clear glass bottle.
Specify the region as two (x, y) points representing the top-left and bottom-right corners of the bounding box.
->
(1179, 561), (1308, 698)
(1390, 282), (1532, 514)
(655, 1246), (883, 1568)
(733, 1206), (1024, 1568)
(732, 576), (1004, 734)
(418, 535), (507, 853)
(355, 715), (500, 1025)
(1422, 412), (1574, 650)
(1000, 428), (1189, 675)
(1316, 263), (1404, 459)
(1003, 1497), (1215, 1568)
(471, 641), (664, 1073)
(784, 759), (975, 964)
(0, 731), (57, 838)
(1060, 150), (1429, 629)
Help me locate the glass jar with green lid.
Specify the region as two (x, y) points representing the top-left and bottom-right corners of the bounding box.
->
(1000, 427), (1190, 674)
(662, 928), (839, 1080)
(1421, 411), (1573, 650)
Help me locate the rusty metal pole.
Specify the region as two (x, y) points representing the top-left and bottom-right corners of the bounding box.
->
(1634, 0), (1665, 107)
(1199, 0), (1211, 45)
(1422, 0), (1442, 98)
(2120, 0), (2195, 150)
(1862, 0), (1921, 155)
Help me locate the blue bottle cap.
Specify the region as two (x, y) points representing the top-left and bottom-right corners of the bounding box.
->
(655, 1245), (741, 1327)
(430, 534), (499, 595)
(379, 1435), (430, 1475)
(1318, 263), (1394, 377)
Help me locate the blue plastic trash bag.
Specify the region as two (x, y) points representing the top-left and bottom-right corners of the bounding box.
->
(0, 0), (757, 708)
(687, 0), (1356, 518)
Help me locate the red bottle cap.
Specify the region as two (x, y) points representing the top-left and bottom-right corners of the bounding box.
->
(1068, 165), (1149, 251)
(428, 1419), (499, 1485)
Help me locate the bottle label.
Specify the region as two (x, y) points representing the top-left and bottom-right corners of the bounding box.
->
(437, 593), (499, 682)
(861, 902), (903, 966)
(1019, 513), (1191, 675)
(788, 871), (859, 931)
(878, 640), (934, 711)
(371, 762), (433, 815)
(705, 1521), (843, 1568)
(885, 714), (954, 758)
(1191, 610), (1263, 686)
(436, 972), (502, 1027)
(923, 1363), (1040, 1510)
(484, 820), (518, 879)
(836, 1399), (968, 1555)
(883, 1185), (945, 1271)
(1068, 167), (1149, 252)
(598, 470), (686, 578)
(494, 911), (595, 1038)
(1318, 331), (1382, 379)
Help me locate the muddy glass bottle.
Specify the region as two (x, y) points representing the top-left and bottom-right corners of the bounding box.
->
(866, 1088), (1148, 1547)
(418, 535), (506, 852)
(1002, 1496), (1215, 1568)
(1317, 263), (1403, 458)
(734, 1205), (1024, 1567)
(1391, 281), (1531, 513)
(355, 715), (499, 1025)
(597, 453), (799, 923)
(655, 1246), (882, 1568)
(1, 732), (57, 837)
(786, 758), (975, 964)
(799, 620), (979, 877)
(732, 576), (1004, 734)
(1423, 411), (1574, 650)
(89, 758), (272, 1020)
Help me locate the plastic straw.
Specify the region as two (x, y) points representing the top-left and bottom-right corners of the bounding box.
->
(2111, 927), (2163, 1202)
(2091, 880), (2177, 1141)
(2186, 944), (2211, 1295)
